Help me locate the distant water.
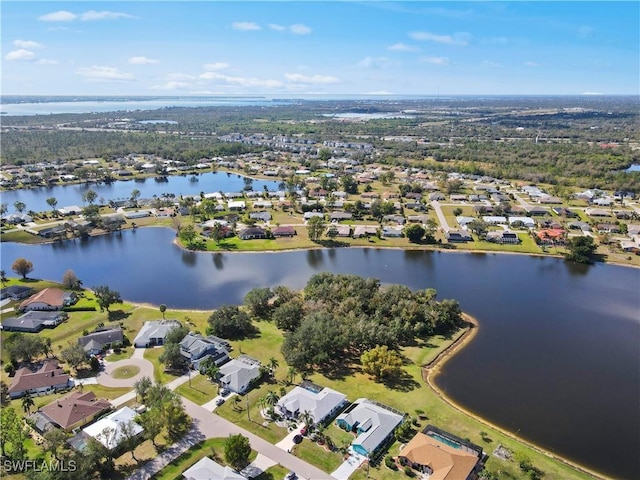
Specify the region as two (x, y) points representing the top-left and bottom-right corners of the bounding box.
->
(624, 164), (640, 172)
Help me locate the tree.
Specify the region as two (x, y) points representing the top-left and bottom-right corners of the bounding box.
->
(21, 391), (35, 414)
(130, 189), (141, 206)
(267, 357), (279, 378)
(565, 236), (597, 264)
(1, 407), (27, 460)
(200, 357), (220, 382)
(0, 203), (7, 217)
(405, 224), (425, 243)
(340, 175), (358, 194)
(133, 376), (153, 402)
(82, 189), (98, 205)
(179, 224), (198, 246)
(207, 305), (254, 339)
(326, 224), (338, 240)
(159, 342), (187, 371)
(159, 304), (167, 319)
(453, 207), (463, 217)
(43, 428), (68, 460)
(46, 197), (58, 213)
(93, 285), (123, 312)
(467, 219), (488, 239)
(272, 297), (305, 331)
(224, 434), (251, 470)
(0, 270), (7, 285)
(11, 257), (33, 279)
(360, 345), (404, 381)
(14, 201), (26, 213)
(424, 218), (438, 243)
(243, 287), (274, 319)
(119, 419), (140, 462)
(62, 269), (82, 290)
(307, 215), (326, 242)
(5, 334), (46, 364)
(60, 344), (88, 372)
(286, 366), (298, 385)
(138, 410), (162, 448)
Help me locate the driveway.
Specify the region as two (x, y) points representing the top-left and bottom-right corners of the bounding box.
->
(96, 358), (154, 388)
(431, 200), (451, 231)
(181, 397), (331, 480)
(330, 451), (366, 480)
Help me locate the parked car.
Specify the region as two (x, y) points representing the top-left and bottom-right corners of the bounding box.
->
(292, 434), (303, 444)
(220, 388), (230, 397)
(215, 397), (225, 406)
(284, 472), (297, 480)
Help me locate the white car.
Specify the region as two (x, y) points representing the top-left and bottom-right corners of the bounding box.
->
(215, 397), (225, 406)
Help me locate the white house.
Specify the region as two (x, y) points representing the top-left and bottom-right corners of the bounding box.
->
(276, 384), (347, 426)
(83, 407), (143, 450)
(218, 355), (261, 394)
(182, 457), (247, 480)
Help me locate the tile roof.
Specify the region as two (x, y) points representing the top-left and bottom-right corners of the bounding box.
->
(41, 391), (112, 430)
(8, 360), (70, 396)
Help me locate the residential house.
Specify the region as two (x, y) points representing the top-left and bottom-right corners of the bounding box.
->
(486, 231), (520, 244)
(19, 288), (77, 311)
(78, 327), (124, 355)
(8, 360), (71, 399)
(508, 216), (536, 228)
(334, 225), (351, 237)
(82, 406), (144, 451)
(249, 212), (271, 222)
(227, 201), (246, 211)
(429, 192), (446, 201)
(336, 398), (403, 457)
(597, 223), (621, 234)
(179, 332), (230, 370)
(37, 225), (67, 239)
(407, 215), (429, 224)
(133, 320), (182, 348)
(0, 285), (34, 301)
(525, 206), (549, 216)
(585, 208), (610, 218)
(40, 391), (112, 432)
(272, 226), (296, 237)
(1, 311), (67, 333)
(445, 230), (472, 242)
(329, 212), (353, 222)
(218, 355), (262, 394)
(536, 228), (566, 245)
(382, 227), (403, 238)
(353, 225), (378, 238)
(397, 425), (484, 479)
(481, 216), (507, 225)
(276, 382), (347, 426)
(304, 212), (325, 221)
(182, 457), (248, 480)
(57, 206), (84, 216)
(568, 221), (592, 232)
(238, 227), (268, 240)
(552, 207), (577, 217)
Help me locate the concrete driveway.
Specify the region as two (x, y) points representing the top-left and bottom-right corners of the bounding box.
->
(181, 397), (332, 480)
(96, 357), (154, 388)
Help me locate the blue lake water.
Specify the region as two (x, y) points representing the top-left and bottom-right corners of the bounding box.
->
(0, 172), (281, 213)
(1, 228), (638, 479)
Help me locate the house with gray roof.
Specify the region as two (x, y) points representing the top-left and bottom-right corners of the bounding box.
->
(182, 456), (247, 480)
(1, 311), (67, 333)
(179, 332), (230, 370)
(336, 398), (403, 457)
(78, 327), (124, 355)
(0, 285), (34, 301)
(276, 382), (347, 426)
(218, 355), (261, 394)
(133, 320), (182, 348)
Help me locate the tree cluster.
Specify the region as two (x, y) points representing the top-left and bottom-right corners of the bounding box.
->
(280, 273), (464, 371)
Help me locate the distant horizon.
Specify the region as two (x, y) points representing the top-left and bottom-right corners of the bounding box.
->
(2, 2), (638, 96)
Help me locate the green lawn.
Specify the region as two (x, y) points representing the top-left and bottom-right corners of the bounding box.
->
(290, 439), (344, 473)
(112, 365), (140, 379)
(150, 438), (258, 480)
(214, 382), (292, 444)
(107, 348), (133, 361)
(175, 373), (219, 405)
(143, 347), (182, 384)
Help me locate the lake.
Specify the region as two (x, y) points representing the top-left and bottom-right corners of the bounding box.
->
(0, 172), (282, 213)
(1, 228), (638, 479)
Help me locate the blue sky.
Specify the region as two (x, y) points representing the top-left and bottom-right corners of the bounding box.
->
(2, 1), (638, 96)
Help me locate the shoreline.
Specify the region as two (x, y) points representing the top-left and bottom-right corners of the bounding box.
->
(4, 223), (638, 270)
(423, 313), (610, 480)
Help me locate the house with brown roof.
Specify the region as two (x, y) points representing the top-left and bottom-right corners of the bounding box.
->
(398, 426), (484, 480)
(19, 288), (77, 312)
(40, 391), (112, 432)
(8, 360), (71, 399)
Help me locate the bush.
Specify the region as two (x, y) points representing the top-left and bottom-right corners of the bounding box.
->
(4, 364), (15, 376)
(385, 456), (398, 470)
(403, 466), (415, 477)
(63, 306), (97, 312)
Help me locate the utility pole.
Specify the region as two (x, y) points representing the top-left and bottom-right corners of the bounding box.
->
(246, 394), (251, 421)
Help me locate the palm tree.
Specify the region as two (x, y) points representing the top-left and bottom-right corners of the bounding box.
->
(268, 357), (279, 379)
(299, 410), (314, 429)
(159, 304), (167, 319)
(265, 390), (279, 407)
(286, 366), (298, 385)
(0, 270), (7, 285)
(22, 392), (35, 414)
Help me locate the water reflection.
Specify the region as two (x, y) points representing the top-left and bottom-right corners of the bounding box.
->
(213, 253), (224, 270)
(306, 249), (324, 269)
(181, 250), (197, 266)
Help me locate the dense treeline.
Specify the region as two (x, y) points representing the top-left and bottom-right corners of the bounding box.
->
(240, 273), (465, 372)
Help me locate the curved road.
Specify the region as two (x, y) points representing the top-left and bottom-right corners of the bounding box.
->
(96, 357), (155, 388)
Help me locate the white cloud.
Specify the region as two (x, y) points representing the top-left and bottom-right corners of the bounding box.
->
(284, 73), (339, 84)
(203, 62), (230, 71)
(14, 40), (43, 49)
(409, 31), (470, 46)
(356, 56), (395, 69)
(38, 11), (78, 22)
(5, 49), (36, 61)
(524, 61), (539, 67)
(365, 90), (394, 95)
(166, 72), (196, 81)
(80, 11), (133, 21)
(232, 22), (261, 31)
(421, 56), (451, 66)
(75, 66), (135, 81)
(37, 59), (58, 65)
(151, 81), (191, 91)
(387, 43), (418, 52)
(482, 36), (509, 45)
(199, 71), (283, 88)
(481, 60), (501, 68)
(289, 24), (311, 35)
(268, 23), (311, 34)
(582, 91), (603, 95)
(128, 56), (159, 65)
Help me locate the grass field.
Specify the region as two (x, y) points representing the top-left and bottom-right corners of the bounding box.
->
(143, 347), (182, 384)
(174, 373), (219, 405)
(112, 365), (140, 379)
